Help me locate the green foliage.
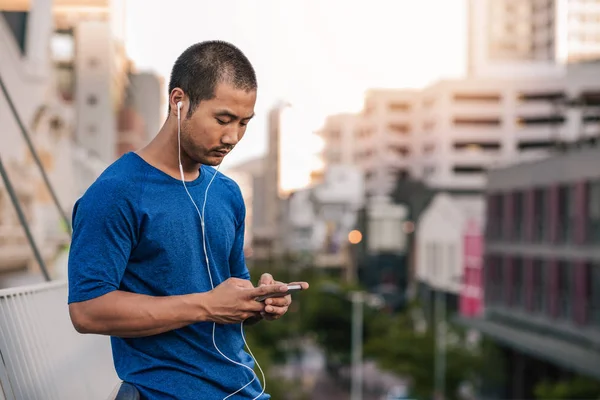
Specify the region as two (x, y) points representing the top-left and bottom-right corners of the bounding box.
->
(534, 376), (600, 400)
(245, 262), (497, 400)
(364, 309), (486, 400)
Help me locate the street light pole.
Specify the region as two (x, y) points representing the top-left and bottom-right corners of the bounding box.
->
(351, 291), (364, 400)
(434, 289), (446, 400)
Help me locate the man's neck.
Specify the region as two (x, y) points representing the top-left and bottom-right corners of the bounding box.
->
(138, 121), (200, 181)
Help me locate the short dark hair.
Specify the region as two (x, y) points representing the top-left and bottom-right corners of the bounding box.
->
(168, 40), (257, 117)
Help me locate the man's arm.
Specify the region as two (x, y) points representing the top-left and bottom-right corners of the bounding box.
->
(69, 278), (291, 337)
(69, 291), (209, 338)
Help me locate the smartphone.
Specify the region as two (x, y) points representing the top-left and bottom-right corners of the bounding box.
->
(255, 284), (303, 302)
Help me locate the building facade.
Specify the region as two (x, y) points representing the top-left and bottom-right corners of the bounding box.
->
(468, 0), (600, 77)
(460, 146), (600, 398)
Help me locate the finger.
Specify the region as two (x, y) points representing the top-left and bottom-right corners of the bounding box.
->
(288, 281), (310, 290)
(230, 277), (254, 289)
(265, 295), (291, 307)
(264, 304), (287, 316)
(259, 273), (274, 286)
(249, 283), (288, 299)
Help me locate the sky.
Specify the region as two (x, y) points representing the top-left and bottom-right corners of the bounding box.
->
(123, 0), (468, 169)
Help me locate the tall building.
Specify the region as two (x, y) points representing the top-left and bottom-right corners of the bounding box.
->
(52, 0), (130, 163)
(458, 146), (600, 399)
(468, 0), (600, 77)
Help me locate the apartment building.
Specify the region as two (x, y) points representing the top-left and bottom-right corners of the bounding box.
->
(318, 89), (416, 195)
(457, 146), (600, 398)
(468, 0), (600, 77)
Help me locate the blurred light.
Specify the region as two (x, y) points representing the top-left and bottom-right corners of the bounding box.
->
(466, 144), (481, 151)
(402, 221), (415, 234)
(348, 230), (363, 244)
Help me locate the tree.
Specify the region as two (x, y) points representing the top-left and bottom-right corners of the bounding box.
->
(364, 309), (489, 400)
(534, 376), (600, 399)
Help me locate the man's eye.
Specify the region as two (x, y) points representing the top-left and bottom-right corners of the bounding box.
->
(216, 119), (228, 125)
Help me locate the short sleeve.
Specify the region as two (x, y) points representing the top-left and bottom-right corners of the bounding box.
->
(68, 178), (139, 304)
(229, 187), (250, 280)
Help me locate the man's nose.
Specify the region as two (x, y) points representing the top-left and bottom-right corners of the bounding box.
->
(221, 128), (241, 146)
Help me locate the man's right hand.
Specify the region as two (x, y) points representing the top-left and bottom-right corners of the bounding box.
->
(203, 278), (289, 324)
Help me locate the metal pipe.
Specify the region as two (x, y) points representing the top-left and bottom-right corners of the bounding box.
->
(0, 73), (72, 235)
(0, 155), (51, 281)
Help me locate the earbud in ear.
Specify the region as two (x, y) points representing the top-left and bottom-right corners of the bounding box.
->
(177, 101), (183, 110)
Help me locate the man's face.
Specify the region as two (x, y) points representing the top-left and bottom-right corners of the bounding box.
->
(181, 82), (256, 166)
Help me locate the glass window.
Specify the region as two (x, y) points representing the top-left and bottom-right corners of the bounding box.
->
(588, 263), (600, 327)
(557, 185), (575, 243)
(532, 188), (546, 242)
(513, 192), (525, 240)
(512, 258), (524, 307)
(532, 259), (545, 313)
(587, 181), (600, 243)
(557, 261), (572, 320)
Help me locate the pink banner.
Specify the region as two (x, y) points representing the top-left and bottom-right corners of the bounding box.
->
(460, 219), (484, 317)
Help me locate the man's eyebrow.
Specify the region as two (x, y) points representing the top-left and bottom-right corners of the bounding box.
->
(214, 110), (255, 120)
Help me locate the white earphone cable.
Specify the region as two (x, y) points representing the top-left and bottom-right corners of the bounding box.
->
(177, 103), (266, 399)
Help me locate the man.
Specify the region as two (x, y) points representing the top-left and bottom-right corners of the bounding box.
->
(68, 40), (308, 399)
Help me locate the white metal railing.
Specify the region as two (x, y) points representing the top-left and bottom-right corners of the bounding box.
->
(0, 281), (119, 400)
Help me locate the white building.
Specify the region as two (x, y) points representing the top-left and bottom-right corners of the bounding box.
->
(318, 89), (416, 196)
(415, 193), (485, 297)
(283, 165), (365, 277)
(468, 0), (600, 77)
(318, 62), (600, 195)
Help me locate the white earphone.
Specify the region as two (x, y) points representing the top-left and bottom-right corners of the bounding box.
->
(176, 100), (265, 399)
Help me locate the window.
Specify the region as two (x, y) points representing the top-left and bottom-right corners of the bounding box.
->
(51, 31), (75, 63)
(453, 93), (501, 102)
(512, 258), (524, 307)
(487, 194), (504, 240)
(453, 165), (485, 174)
(513, 192), (525, 240)
(453, 117), (501, 127)
(518, 91), (565, 102)
(388, 123), (410, 135)
(423, 143), (435, 154)
(557, 185), (575, 243)
(532, 188), (547, 242)
(517, 116), (565, 126)
(517, 140), (555, 151)
(587, 180), (600, 243)
(557, 261), (572, 320)
(453, 142), (501, 151)
(532, 259), (545, 313)
(588, 263), (600, 327)
(390, 145), (410, 157)
(485, 256), (504, 305)
(388, 102), (411, 112)
(87, 95), (98, 106)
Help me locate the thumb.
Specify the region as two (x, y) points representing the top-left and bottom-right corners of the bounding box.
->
(259, 273), (274, 286)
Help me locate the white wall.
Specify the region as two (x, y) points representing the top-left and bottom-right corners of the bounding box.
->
(416, 193), (485, 294)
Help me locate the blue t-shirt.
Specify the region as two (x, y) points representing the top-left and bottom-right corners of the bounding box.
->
(68, 152), (269, 399)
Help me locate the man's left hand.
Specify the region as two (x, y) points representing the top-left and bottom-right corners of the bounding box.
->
(257, 273), (309, 321)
